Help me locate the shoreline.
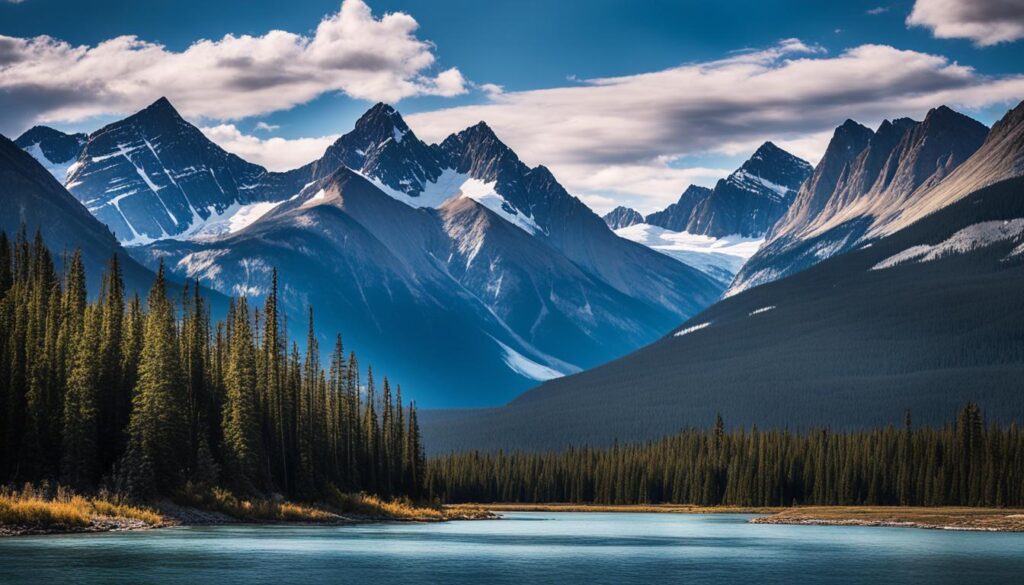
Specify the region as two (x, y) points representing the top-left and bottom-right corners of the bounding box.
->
(0, 497), (495, 538)
(448, 503), (1024, 532)
(7, 502), (1023, 535)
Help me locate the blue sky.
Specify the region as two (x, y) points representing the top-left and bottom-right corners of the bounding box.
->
(2, 0), (1023, 212)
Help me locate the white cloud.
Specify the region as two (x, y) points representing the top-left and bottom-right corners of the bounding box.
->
(253, 121), (280, 132)
(408, 40), (1024, 212)
(908, 0), (1024, 46)
(0, 0), (466, 133)
(200, 124), (339, 171)
(867, 6), (891, 15)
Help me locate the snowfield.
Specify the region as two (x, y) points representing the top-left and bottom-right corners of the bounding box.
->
(615, 223), (763, 283)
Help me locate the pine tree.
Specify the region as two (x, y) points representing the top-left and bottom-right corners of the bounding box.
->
(221, 297), (263, 493)
(121, 262), (188, 496)
(61, 304), (102, 489)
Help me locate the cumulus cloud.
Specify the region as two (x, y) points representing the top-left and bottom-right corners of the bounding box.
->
(201, 124), (340, 171)
(408, 40), (1024, 213)
(0, 0), (466, 134)
(907, 0), (1024, 46)
(253, 121), (280, 133)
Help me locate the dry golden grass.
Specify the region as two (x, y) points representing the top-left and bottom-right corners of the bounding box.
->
(176, 486), (338, 523)
(0, 485), (164, 530)
(325, 489), (445, 520)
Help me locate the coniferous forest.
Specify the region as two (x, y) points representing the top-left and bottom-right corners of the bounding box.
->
(0, 228), (425, 502)
(427, 405), (1024, 507)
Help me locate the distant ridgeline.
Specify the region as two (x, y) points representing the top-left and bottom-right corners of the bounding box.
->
(0, 229), (425, 501)
(427, 405), (1024, 507)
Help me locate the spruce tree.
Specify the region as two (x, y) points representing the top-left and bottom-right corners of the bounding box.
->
(61, 304), (102, 489)
(121, 262), (188, 496)
(221, 297), (263, 494)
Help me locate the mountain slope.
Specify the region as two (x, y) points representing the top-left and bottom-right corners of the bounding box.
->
(1, 133), (161, 294)
(63, 98), (311, 244)
(14, 126), (87, 182)
(731, 106), (992, 295)
(421, 177), (1024, 452)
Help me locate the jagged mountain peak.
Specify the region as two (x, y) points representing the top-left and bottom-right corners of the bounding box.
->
(749, 141), (802, 164)
(832, 119), (875, 150)
(352, 101), (412, 139)
(733, 141), (812, 188)
(917, 104), (987, 137)
(875, 117), (918, 140)
(442, 120), (513, 156)
(603, 206), (644, 229)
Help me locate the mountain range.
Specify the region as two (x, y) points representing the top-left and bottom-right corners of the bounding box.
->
(10, 94), (1024, 447)
(423, 99), (1024, 452)
(605, 142), (811, 238)
(603, 142), (811, 283)
(730, 105), (997, 295)
(15, 98), (721, 406)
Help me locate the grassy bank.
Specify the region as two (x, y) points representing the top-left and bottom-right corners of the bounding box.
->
(0, 485), (165, 536)
(1, 484), (492, 536)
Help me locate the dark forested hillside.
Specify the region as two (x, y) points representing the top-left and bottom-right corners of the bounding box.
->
(422, 178), (1024, 453)
(428, 405), (1024, 507)
(0, 234), (425, 501)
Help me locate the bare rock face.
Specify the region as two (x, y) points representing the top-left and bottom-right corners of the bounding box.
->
(731, 104), (995, 296)
(602, 206), (644, 230)
(645, 186), (712, 232)
(641, 143), (810, 239)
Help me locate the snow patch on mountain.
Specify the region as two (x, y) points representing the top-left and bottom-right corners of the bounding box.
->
(459, 178), (542, 235)
(23, 144), (77, 182)
(873, 219), (1024, 270)
(493, 338), (566, 382)
(674, 322), (710, 337)
(361, 168), (542, 235)
(749, 306), (776, 316)
(614, 223), (763, 283)
(729, 169), (792, 201)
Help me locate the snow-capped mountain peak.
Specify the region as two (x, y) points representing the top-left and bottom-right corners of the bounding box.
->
(60, 97), (308, 245)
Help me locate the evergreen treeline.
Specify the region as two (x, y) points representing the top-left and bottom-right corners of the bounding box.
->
(428, 405), (1024, 507)
(0, 228), (425, 501)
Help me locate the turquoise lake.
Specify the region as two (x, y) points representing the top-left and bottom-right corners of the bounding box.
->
(1, 512), (1022, 584)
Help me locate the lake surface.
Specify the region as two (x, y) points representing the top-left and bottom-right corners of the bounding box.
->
(1, 512), (1023, 584)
